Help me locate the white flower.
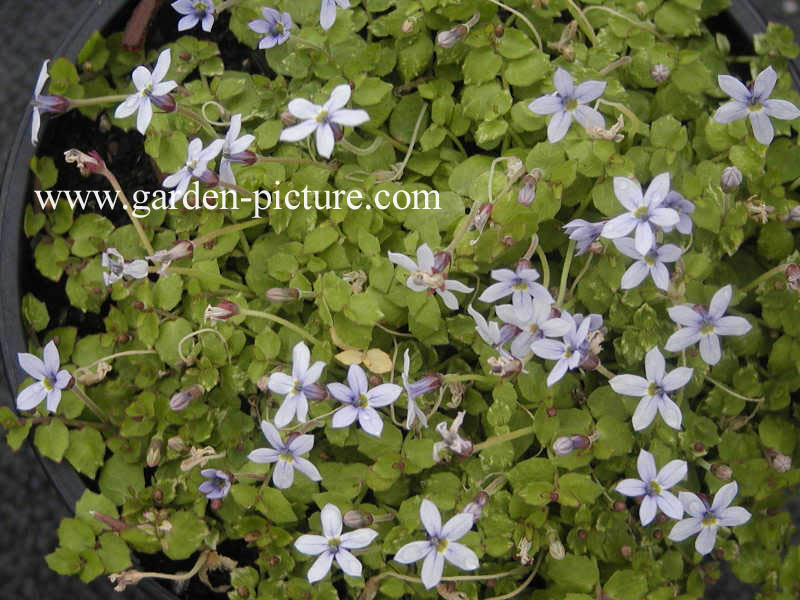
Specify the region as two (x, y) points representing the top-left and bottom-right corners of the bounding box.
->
(162, 138), (224, 204)
(528, 68), (606, 143)
(668, 482), (751, 555)
(609, 347), (692, 431)
(401, 349), (432, 430)
(393, 499), (479, 589)
(279, 84), (369, 158)
(219, 113), (255, 185)
(327, 364), (402, 437)
(295, 504), (378, 583)
(247, 421), (322, 489)
(467, 305), (503, 348)
(114, 49), (178, 134)
(102, 248), (149, 286)
(478, 264), (553, 310)
(267, 342), (326, 427)
(664, 285), (752, 365)
(387, 244), (473, 310)
(495, 301), (570, 359)
(615, 449), (687, 526)
(320, 0), (350, 31)
(613, 239), (682, 291)
(171, 0), (215, 32)
(16, 340), (71, 413)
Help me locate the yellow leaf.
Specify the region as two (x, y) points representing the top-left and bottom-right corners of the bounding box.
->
(335, 349), (365, 366)
(363, 348), (393, 374)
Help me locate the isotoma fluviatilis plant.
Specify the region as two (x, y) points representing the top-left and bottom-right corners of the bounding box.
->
(5, 0), (800, 598)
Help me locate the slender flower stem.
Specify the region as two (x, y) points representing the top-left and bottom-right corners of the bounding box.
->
(193, 220), (263, 247)
(217, 180), (252, 198)
(99, 167), (155, 255)
(486, 0), (542, 51)
(583, 6), (666, 41)
(483, 552), (544, 600)
(568, 253), (593, 299)
(239, 308), (322, 345)
(256, 155), (336, 169)
(74, 350), (157, 374)
(18, 415), (112, 431)
(371, 567), (525, 586)
(742, 263), (790, 293)
(596, 364), (616, 379)
(71, 384), (112, 425)
(176, 104), (218, 137)
(473, 426), (535, 452)
(564, 0), (599, 45)
(69, 94), (129, 106)
(445, 199), (481, 254)
(705, 375), (764, 403)
(556, 240), (576, 307)
(339, 137), (383, 156)
(442, 374), (498, 385)
(535, 244), (550, 292)
(115, 550), (209, 587)
(166, 266), (251, 293)
(214, 0), (245, 14)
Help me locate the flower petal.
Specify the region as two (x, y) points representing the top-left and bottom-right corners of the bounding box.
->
(18, 352), (46, 381)
(634, 221), (655, 256)
(609, 374), (649, 397)
(325, 84), (352, 112)
(711, 481), (738, 513)
(478, 281), (511, 304)
(613, 237), (641, 260)
(656, 490), (685, 520)
(272, 460), (295, 489)
(416, 244), (435, 271)
(717, 506), (751, 527)
(274, 395), (299, 428)
(547, 110), (572, 143)
(679, 492), (707, 519)
(260, 420), (284, 449)
(16, 383), (46, 411)
(713, 100), (748, 124)
(319, 0), (337, 30)
(388, 251), (417, 272)
(136, 100), (153, 135)
(307, 551), (334, 583)
(288, 98), (320, 120)
(420, 499), (442, 537)
(764, 98), (800, 120)
(42, 340), (60, 375)
(632, 395), (659, 431)
(665, 327), (701, 353)
(639, 495), (657, 526)
(718, 74), (751, 103)
(315, 123), (335, 158)
(357, 407), (384, 437)
(574, 80), (606, 103)
(657, 394), (683, 430)
(662, 367), (693, 392)
(657, 460), (687, 489)
(749, 110), (775, 145)
(620, 261), (649, 290)
(288, 433), (315, 456)
(546, 358), (569, 386)
(441, 513), (473, 542)
(530, 339), (565, 361)
(368, 383), (402, 407)
(572, 105), (604, 129)
(637, 449), (658, 482)
(152, 49), (172, 84)
(330, 108), (370, 127)
(444, 542), (479, 570)
(649, 207), (680, 228)
(615, 478), (646, 497)
(699, 333), (722, 365)
(280, 119), (318, 142)
(695, 526), (718, 555)
(644, 347), (666, 383)
(436, 289), (459, 310)
(248, 447), (280, 464)
(644, 172), (670, 208)
(709, 284), (732, 318)
(335, 548), (362, 577)
(394, 541), (432, 564)
(753, 66), (777, 101)
(668, 517), (702, 542)
(321, 504), (343, 538)
(331, 405), (358, 429)
(528, 94), (563, 115)
(601, 213), (638, 239)
(667, 305), (702, 327)
(268, 372), (294, 395)
(420, 550), (445, 590)
(341, 528), (379, 550)
(295, 534), (329, 556)
(553, 68), (575, 97)
(714, 316), (751, 337)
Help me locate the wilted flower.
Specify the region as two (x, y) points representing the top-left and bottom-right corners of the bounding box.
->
(147, 240), (194, 276)
(198, 469), (231, 500)
(248, 7), (293, 49)
(563, 219), (606, 255)
(247, 421), (322, 489)
(401, 349), (435, 430)
(467, 304), (504, 349)
(771, 453), (792, 473)
(432, 411), (473, 462)
(328, 365), (402, 437)
(63, 149), (105, 177)
(613, 239), (682, 291)
(294, 504), (378, 583)
(651, 63), (670, 83)
(114, 49), (178, 135)
(615, 449), (687, 526)
(609, 347), (692, 431)
(720, 166), (743, 192)
(163, 137), (225, 203)
(478, 263), (553, 310)
(279, 84), (368, 158)
(601, 173), (680, 256)
(268, 341), (326, 427)
(530, 312), (591, 386)
(171, 0), (215, 32)
(388, 244), (473, 310)
(219, 114), (256, 185)
(393, 499), (479, 589)
(16, 340), (71, 413)
(665, 285), (752, 365)
(713, 66), (800, 145)
(668, 482), (751, 555)
(461, 491), (489, 522)
(320, 0), (350, 30)
(31, 60), (70, 145)
(204, 300), (239, 322)
(528, 67), (606, 143)
(102, 248), (149, 286)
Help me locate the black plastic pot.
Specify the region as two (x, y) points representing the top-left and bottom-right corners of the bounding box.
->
(0, 1), (796, 598)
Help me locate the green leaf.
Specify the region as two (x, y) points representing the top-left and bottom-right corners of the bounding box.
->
(33, 420), (69, 462)
(463, 48), (502, 85)
(162, 511), (209, 560)
(64, 427), (106, 478)
(75, 490), (119, 534)
(22, 293), (49, 332)
(257, 487), (297, 523)
(758, 414), (795, 454)
(545, 554), (599, 592)
(57, 518), (96, 553)
(497, 28), (536, 59)
(97, 532), (132, 573)
(98, 453), (145, 506)
(45, 547), (82, 575)
(604, 570), (648, 600)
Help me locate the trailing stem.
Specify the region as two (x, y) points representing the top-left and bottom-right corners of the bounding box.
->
(239, 308), (323, 346)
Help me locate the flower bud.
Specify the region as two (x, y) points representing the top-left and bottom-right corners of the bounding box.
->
(579, 353), (599, 370)
(786, 264), (800, 283)
(517, 177), (536, 206)
(266, 287), (301, 302)
(304, 383), (328, 401)
(494, 24), (505, 38)
(280, 111), (296, 125)
(711, 463), (733, 481)
(721, 166), (743, 192)
(788, 205), (800, 222)
(197, 169), (219, 186)
(167, 435), (187, 452)
(552, 434), (591, 456)
(204, 300), (239, 322)
(257, 375), (270, 393)
(620, 545), (632, 558)
(149, 93), (176, 113)
(227, 150), (257, 165)
(169, 384), (204, 411)
(635, 1), (648, 17)
(471, 203), (493, 231)
(505, 156), (525, 183)
(650, 63), (670, 83)
(436, 24), (468, 48)
(502, 235), (514, 247)
(432, 250), (452, 274)
(343, 510), (374, 528)
(406, 373), (442, 397)
(401, 19), (415, 34)
(147, 438), (163, 467)
(548, 538), (565, 560)
(613, 500), (626, 512)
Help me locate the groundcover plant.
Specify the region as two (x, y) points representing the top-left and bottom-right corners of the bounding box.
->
(4, 0), (800, 598)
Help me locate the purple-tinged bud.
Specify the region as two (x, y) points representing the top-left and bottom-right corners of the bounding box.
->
(788, 206), (800, 222)
(197, 169), (219, 186)
(227, 150), (257, 165)
(150, 94), (177, 113)
(330, 122), (344, 142)
(432, 250), (451, 274)
(204, 300), (239, 322)
(711, 463), (733, 481)
(471, 202), (493, 231)
(169, 384), (204, 411)
(280, 111), (295, 125)
(266, 287), (301, 303)
(304, 383), (328, 401)
(771, 453), (792, 472)
(498, 323), (521, 346)
(650, 63), (670, 83)
(437, 24), (468, 48)
(721, 166), (743, 192)
(552, 436), (574, 456)
(343, 510), (373, 528)
(517, 178), (536, 206)
(147, 438), (163, 467)
(579, 354), (599, 370)
(407, 373), (442, 398)
(462, 500), (484, 522)
(613, 500), (626, 512)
